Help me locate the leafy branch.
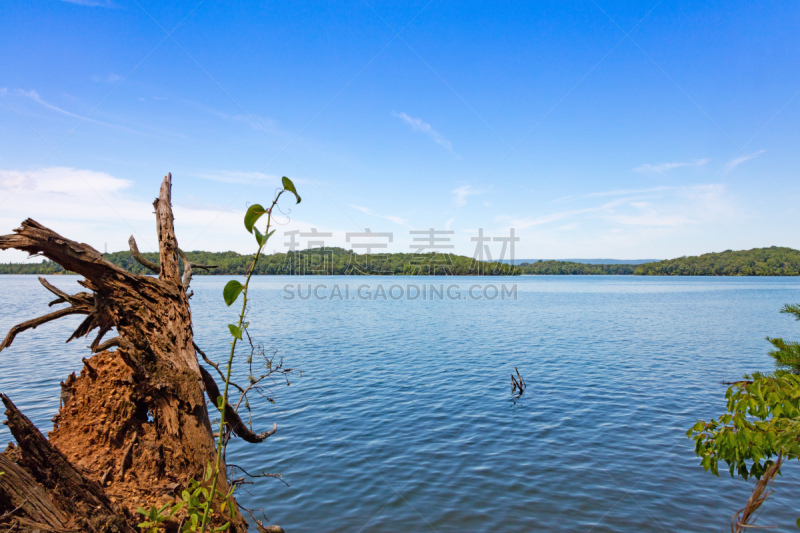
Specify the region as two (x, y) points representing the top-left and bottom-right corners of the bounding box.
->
(688, 303), (800, 530)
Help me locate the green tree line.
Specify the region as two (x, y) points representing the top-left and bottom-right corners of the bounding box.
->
(0, 247), (518, 276)
(515, 247), (800, 275)
(2, 246), (799, 276)
(516, 260), (636, 275)
(633, 247), (800, 276)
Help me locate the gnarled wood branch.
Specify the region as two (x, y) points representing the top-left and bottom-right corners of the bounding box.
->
(199, 366), (277, 443)
(0, 219), (130, 287)
(93, 336), (126, 353)
(154, 173), (181, 284)
(189, 262), (217, 270)
(195, 342), (244, 394)
(179, 248), (217, 291)
(38, 277), (87, 308)
(89, 324), (113, 352)
(128, 236), (159, 274)
(179, 248), (193, 290)
(0, 307), (86, 352)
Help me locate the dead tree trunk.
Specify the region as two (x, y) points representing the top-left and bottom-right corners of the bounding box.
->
(0, 174), (258, 532)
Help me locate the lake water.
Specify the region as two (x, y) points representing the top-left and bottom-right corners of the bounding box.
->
(2, 275), (800, 532)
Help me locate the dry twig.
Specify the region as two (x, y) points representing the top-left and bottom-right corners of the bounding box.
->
(732, 455), (783, 532)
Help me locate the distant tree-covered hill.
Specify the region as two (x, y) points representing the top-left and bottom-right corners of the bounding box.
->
(2, 246), (798, 276)
(632, 247), (800, 276)
(0, 247), (517, 276)
(514, 247), (800, 275)
(0, 261), (67, 275)
(516, 261), (635, 275)
(507, 258), (658, 265)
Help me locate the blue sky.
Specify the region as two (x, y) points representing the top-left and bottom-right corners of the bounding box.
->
(1, 0), (798, 262)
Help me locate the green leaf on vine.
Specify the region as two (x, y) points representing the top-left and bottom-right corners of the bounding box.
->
(223, 280), (244, 306)
(244, 204), (267, 233)
(254, 227), (276, 247)
(282, 176), (301, 203)
(228, 324), (243, 340)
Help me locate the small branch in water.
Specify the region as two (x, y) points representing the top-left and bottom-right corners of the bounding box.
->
(228, 464), (290, 487)
(239, 505), (285, 533)
(511, 367), (526, 396)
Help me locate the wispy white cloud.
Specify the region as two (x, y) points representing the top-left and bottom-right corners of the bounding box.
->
(61, 0), (114, 6)
(634, 158), (709, 174)
(451, 184), (487, 207)
(190, 171), (280, 185)
(724, 150), (765, 172)
(14, 88), (95, 122)
(189, 171), (317, 189)
(6, 88), (147, 135)
(582, 186), (673, 199)
(0, 166), (131, 196)
(184, 100), (280, 132)
(606, 184), (732, 227)
(499, 184), (734, 231)
(392, 112), (453, 152)
(497, 201), (622, 230)
(91, 74), (122, 83)
(0, 166), (333, 262)
(350, 204), (409, 227)
(0, 167), (148, 259)
(554, 186), (674, 203)
(182, 99), (338, 161)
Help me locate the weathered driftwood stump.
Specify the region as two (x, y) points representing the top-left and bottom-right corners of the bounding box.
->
(0, 175), (279, 532)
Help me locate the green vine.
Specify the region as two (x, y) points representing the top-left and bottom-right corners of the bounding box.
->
(199, 177), (301, 532)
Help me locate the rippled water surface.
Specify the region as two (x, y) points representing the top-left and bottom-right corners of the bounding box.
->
(3, 275), (800, 532)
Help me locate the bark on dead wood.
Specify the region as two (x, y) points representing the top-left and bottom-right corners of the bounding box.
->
(0, 454), (68, 530)
(1, 394), (134, 532)
(0, 173), (271, 532)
